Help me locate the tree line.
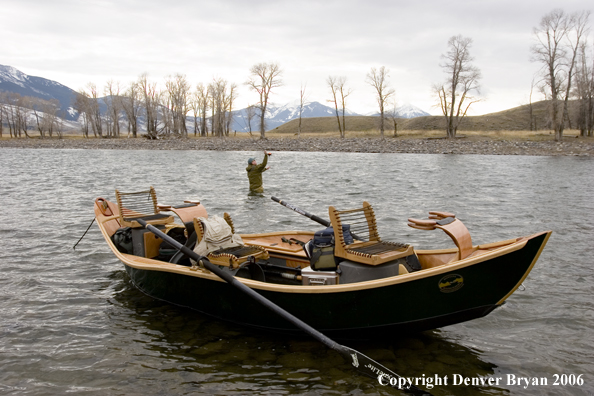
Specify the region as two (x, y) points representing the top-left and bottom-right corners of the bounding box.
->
(73, 73), (239, 139)
(531, 9), (593, 140)
(0, 91), (64, 139)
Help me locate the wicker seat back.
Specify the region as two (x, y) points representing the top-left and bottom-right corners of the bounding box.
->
(115, 186), (174, 228)
(329, 201), (413, 266)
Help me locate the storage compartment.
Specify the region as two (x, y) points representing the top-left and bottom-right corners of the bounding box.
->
(338, 258), (405, 284)
(131, 226), (165, 258)
(301, 266), (339, 286)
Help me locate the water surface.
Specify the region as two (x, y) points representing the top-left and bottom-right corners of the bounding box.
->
(0, 148), (592, 395)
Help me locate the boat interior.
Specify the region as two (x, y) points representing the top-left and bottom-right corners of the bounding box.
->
(95, 187), (529, 287)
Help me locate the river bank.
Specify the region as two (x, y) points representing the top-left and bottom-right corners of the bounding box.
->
(1, 135), (593, 156)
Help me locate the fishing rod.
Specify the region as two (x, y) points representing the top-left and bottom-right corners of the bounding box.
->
(271, 197), (330, 227)
(271, 196), (364, 241)
(137, 219), (431, 395)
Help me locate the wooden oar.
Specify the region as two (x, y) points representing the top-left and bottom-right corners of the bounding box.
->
(271, 196), (365, 241)
(137, 219), (431, 395)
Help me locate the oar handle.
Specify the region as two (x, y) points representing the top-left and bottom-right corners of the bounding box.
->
(271, 196), (330, 227)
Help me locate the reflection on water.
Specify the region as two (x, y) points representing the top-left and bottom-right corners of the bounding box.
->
(111, 271), (507, 396)
(1, 148), (593, 395)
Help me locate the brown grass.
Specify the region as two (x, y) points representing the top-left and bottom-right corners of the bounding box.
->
(270, 100), (587, 139)
(262, 129), (581, 141)
(1, 129), (584, 142)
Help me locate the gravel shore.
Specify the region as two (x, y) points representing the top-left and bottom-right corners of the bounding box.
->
(1, 136), (593, 156)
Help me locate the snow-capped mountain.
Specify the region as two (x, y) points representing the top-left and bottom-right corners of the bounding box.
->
(367, 103), (430, 119)
(394, 103), (430, 118)
(0, 64), (79, 120)
(232, 101), (361, 132)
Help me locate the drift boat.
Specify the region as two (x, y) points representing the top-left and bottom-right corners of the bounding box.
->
(94, 187), (551, 339)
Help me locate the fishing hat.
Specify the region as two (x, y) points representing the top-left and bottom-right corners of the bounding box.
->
(248, 157), (256, 164)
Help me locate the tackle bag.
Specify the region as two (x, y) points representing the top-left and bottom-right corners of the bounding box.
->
(304, 225), (353, 271)
(112, 227), (133, 254)
(158, 227), (187, 259)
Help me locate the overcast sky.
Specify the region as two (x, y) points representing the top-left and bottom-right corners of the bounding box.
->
(2, 0), (592, 115)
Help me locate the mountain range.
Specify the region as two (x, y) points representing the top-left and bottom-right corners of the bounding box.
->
(0, 64), (79, 121)
(0, 64), (430, 131)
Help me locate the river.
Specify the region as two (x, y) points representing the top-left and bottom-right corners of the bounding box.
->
(0, 148), (592, 395)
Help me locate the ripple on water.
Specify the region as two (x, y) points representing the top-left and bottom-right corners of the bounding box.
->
(1, 149), (593, 395)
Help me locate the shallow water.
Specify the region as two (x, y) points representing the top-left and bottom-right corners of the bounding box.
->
(0, 148), (593, 395)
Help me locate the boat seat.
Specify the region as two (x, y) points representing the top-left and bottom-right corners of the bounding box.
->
(157, 200), (208, 234)
(328, 201), (414, 266)
(207, 245), (270, 269)
(408, 211), (474, 260)
(193, 216), (269, 269)
(115, 186), (174, 228)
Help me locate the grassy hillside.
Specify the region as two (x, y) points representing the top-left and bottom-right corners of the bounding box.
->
(271, 100), (564, 134)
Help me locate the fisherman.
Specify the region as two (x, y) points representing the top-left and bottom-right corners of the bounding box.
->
(246, 151), (271, 194)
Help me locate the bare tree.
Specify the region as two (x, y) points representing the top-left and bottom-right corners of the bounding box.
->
(17, 95), (32, 138)
(327, 76), (342, 136)
(2, 93), (16, 137)
(121, 81), (142, 138)
(385, 99), (400, 137)
(3, 93), (32, 138)
(194, 83), (209, 137)
(104, 80), (122, 137)
(366, 66), (395, 138)
(208, 83), (216, 136)
(78, 83), (104, 138)
(30, 97), (47, 138)
(327, 76), (351, 138)
(138, 73), (161, 139)
(29, 97), (61, 139)
(574, 42), (594, 136)
(209, 78), (228, 137)
(528, 77), (538, 131)
(190, 90), (200, 137)
(561, 11), (590, 134)
(245, 104), (257, 134)
(73, 92), (90, 138)
(164, 73), (191, 137)
(297, 83), (308, 137)
(0, 92), (5, 138)
(531, 9), (590, 140)
(433, 35), (481, 139)
(226, 83), (238, 136)
(42, 99), (61, 138)
(245, 62), (283, 138)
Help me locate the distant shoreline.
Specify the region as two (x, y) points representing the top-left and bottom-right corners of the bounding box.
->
(1, 136), (593, 156)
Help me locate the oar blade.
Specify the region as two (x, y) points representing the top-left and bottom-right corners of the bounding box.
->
(339, 346), (432, 395)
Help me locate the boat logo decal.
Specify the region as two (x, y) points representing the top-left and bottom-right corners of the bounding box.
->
(351, 353), (359, 368)
(438, 274), (464, 293)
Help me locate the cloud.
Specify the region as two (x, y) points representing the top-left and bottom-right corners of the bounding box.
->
(2, 0), (592, 115)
